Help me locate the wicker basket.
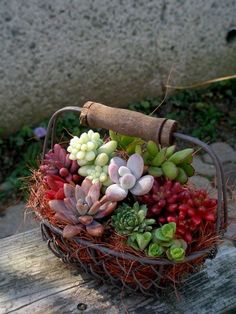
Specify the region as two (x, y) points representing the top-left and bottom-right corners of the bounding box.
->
(32, 102), (228, 296)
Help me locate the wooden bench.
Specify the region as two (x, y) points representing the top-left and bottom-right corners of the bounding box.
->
(0, 228), (236, 314)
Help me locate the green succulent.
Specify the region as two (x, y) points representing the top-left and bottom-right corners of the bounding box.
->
(166, 240), (187, 262)
(124, 220), (187, 262)
(127, 232), (152, 250)
(109, 130), (144, 155)
(142, 141), (195, 184)
(147, 243), (165, 257)
(152, 222), (176, 243)
(112, 202), (155, 235)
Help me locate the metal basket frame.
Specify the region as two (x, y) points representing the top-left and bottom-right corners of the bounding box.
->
(39, 106), (228, 294)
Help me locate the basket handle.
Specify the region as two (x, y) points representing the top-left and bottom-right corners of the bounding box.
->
(42, 102), (227, 234)
(80, 102), (178, 146)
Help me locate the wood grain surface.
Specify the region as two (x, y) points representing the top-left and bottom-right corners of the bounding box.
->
(0, 228), (235, 314)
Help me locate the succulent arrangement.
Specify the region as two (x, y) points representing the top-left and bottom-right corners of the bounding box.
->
(38, 127), (218, 263)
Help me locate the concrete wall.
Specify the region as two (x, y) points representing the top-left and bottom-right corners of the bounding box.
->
(0, 0), (236, 134)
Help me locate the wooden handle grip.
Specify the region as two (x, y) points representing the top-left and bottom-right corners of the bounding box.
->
(80, 101), (177, 146)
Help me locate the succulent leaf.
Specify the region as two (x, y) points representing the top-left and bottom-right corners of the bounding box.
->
(108, 163), (120, 183)
(168, 148), (194, 165)
(176, 168), (188, 184)
(105, 184), (128, 201)
(62, 225), (84, 238)
(147, 140), (159, 156)
(136, 232), (152, 250)
(86, 221), (104, 237)
(130, 175), (154, 196)
(127, 154), (144, 179)
(148, 166), (163, 177)
(161, 161), (179, 180)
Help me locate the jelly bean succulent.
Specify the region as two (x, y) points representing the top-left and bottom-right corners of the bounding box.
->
(105, 154), (154, 201)
(68, 130), (117, 185)
(68, 129), (117, 166)
(40, 144), (81, 183)
(49, 178), (117, 238)
(141, 141), (194, 184)
(112, 202), (155, 235)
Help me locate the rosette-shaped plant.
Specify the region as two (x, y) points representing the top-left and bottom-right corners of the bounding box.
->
(49, 178), (117, 238)
(40, 144), (80, 183)
(147, 243), (165, 257)
(166, 239), (187, 262)
(152, 222), (177, 243)
(105, 154), (154, 201)
(112, 202), (155, 235)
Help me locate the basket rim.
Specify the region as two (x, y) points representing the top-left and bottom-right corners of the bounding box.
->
(41, 218), (214, 266)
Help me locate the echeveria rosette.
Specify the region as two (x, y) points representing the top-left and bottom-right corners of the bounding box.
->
(147, 243), (165, 257)
(152, 222), (177, 244)
(112, 202), (155, 235)
(49, 178), (117, 238)
(166, 239), (187, 262)
(105, 154), (154, 201)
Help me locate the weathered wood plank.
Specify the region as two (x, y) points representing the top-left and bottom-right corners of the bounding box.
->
(0, 228), (235, 314)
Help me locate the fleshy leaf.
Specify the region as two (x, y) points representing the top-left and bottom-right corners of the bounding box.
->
(81, 178), (93, 195)
(87, 182), (100, 204)
(110, 156), (126, 168)
(136, 232), (152, 250)
(86, 221), (105, 237)
(49, 200), (78, 224)
(64, 183), (75, 199)
(94, 201), (117, 218)
(78, 215), (94, 225)
(108, 163), (120, 183)
(62, 224), (83, 238)
(120, 173), (136, 189)
(105, 184), (128, 201)
(130, 175), (154, 196)
(75, 185), (85, 201)
(87, 200), (101, 215)
(127, 154), (144, 179)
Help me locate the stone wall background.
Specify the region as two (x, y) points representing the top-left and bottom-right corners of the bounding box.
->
(0, 0), (236, 134)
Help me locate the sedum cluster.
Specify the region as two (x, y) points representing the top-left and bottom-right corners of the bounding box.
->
(67, 130), (117, 185)
(67, 130), (103, 166)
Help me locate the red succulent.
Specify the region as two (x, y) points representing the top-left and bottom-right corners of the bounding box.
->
(139, 178), (217, 243)
(45, 175), (66, 200)
(40, 144), (81, 184)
